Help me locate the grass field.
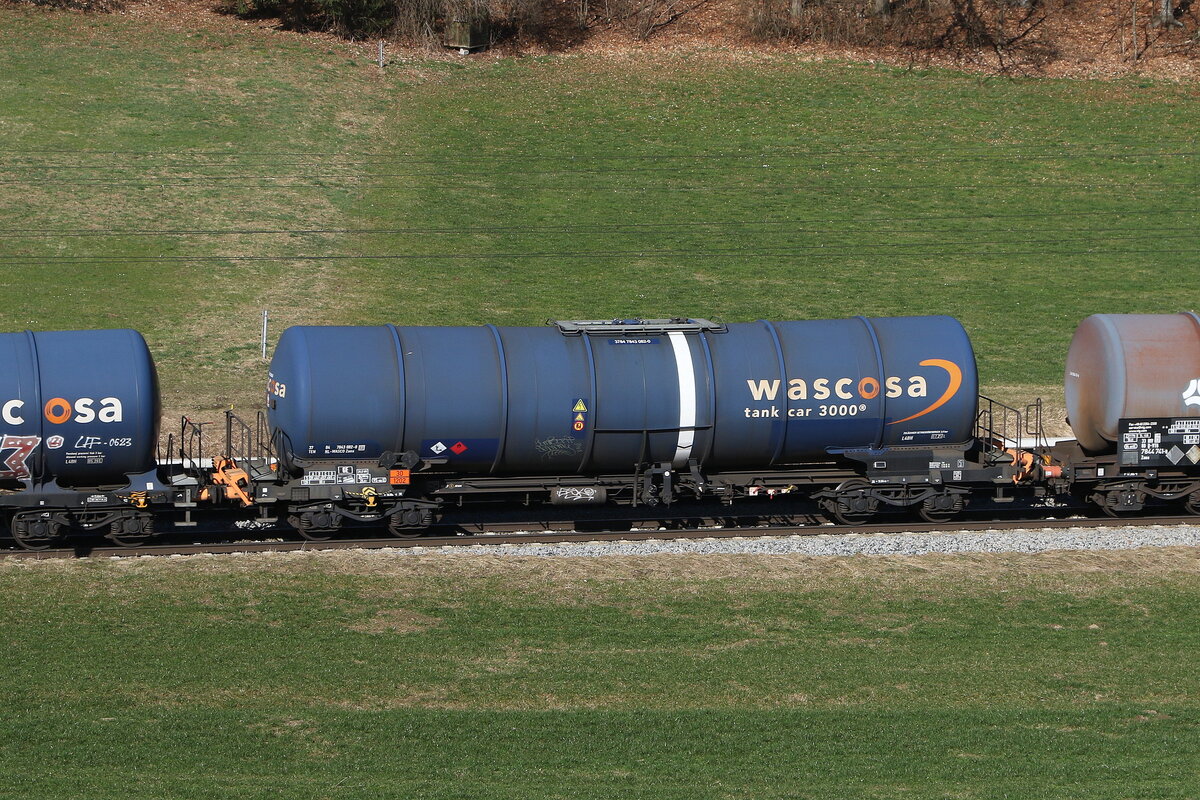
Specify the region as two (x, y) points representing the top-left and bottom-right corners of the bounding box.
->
(1, 5), (1197, 426)
(2, 548), (1200, 798)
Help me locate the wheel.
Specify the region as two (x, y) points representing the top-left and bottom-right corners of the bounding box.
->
(289, 509), (342, 542)
(108, 515), (154, 547)
(821, 492), (878, 526)
(1095, 488), (1145, 517)
(917, 493), (965, 524)
(830, 504), (875, 526)
(11, 513), (63, 551)
(819, 480), (881, 526)
(1184, 491), (1200, 516)
(387, 506), (433, 538)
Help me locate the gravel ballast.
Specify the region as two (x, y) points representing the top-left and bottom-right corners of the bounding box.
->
(391, 525), (1200, 559)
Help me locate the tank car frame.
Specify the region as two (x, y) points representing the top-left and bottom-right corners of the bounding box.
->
(229, 397), (1054, 540)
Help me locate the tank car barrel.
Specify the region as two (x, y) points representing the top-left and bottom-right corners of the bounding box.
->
(1065, 312), (1200, 452)
(266, 316), (980, 475)
(0, 329), (159, 485)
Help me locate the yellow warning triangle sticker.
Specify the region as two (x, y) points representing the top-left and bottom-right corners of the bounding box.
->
(572, 400), (588, 412)
(575, 413), (585, 422)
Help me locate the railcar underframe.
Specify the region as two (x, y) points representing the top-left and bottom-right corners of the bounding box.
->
(5, 405), (1200, 549)
(238, 397), (1047, 539)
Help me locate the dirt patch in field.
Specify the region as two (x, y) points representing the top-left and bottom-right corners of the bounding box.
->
(348, 607), (443, 634)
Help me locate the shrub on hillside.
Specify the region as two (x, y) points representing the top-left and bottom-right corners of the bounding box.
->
(583, 0), (710, 39)
(223, 0), (397, 36)
(746, 0), (1055, 68)
(223, 0), (550, 42)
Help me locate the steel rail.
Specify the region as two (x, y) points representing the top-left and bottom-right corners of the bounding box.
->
(2, 513), (1196, 561)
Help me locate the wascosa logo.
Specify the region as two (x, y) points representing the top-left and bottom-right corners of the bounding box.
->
(1184, 379), (1200, 408)
(2, 397), (124, 426)
(745, 359), (963, 425)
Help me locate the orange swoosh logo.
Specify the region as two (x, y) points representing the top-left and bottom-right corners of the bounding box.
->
(887, 359), (963, 425)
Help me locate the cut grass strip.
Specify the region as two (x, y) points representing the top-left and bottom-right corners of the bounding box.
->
(2, 549), (1200, 797)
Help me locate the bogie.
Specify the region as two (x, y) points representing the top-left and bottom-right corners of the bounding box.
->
(107, 514), (155, 547)
(288, 507), (343, 541)
(917, 491), (966, 523)
(387, 505), (434, 538)
(10, 512), (64, 551)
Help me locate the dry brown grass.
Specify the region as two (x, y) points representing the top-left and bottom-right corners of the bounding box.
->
(982, 383), (1070, 438)
(347, 607), (443, 633)
(13, 542), (1200, 591)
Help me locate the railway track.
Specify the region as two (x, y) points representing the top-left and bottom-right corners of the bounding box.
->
(3, 512), (1197, 560)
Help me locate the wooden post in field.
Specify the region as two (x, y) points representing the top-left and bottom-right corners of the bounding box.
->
(378, 41), (385, 69)
(261, 309), (269, 361)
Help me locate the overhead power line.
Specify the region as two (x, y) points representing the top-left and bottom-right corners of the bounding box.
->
(0, 137), (1193, 160)
(0, 208), (1195, 237)
(0, 150), (1195, 174)
(0, 177), (1193, 190)
(1, 232), (1195, 264)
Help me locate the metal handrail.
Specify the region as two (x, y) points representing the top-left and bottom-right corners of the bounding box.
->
(976, 395), (1048, 452)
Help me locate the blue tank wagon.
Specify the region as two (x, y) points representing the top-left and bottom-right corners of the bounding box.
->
(0, 329), (171, 547)
(262, 317), (1015, 536)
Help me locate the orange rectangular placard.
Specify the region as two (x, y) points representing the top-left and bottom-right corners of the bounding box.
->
(390, 469), (411, 485)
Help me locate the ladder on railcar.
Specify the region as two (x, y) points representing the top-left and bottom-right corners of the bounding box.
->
(976, 395), (1049, 453)
(221, 410), (277, 480)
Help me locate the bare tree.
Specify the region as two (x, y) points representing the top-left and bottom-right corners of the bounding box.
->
(1152, 0), (1184, 27)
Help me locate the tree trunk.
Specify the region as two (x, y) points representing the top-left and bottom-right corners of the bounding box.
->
(1152, 0), (1183, 27)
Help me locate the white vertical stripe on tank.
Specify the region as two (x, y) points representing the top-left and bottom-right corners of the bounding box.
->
(668, 331), (696, 468)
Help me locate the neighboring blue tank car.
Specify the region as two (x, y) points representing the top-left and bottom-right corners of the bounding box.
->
(0, 329), (168, 548)
(0, 329), (159, 485)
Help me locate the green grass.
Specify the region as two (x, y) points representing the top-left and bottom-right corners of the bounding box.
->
(0, 7), (390, 415)
(2, 549), (1200, 797)
(1, 6), (1198, 425)
(4, 708), (1198, 798)
(343, 57), (1199, 405)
